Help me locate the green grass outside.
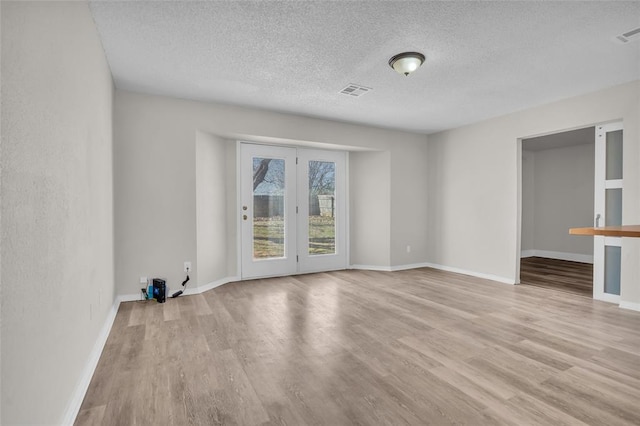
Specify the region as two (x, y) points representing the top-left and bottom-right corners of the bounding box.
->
(253, 216), (335, 258)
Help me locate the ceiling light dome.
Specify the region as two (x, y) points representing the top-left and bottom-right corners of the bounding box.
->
(389, 52), (425, 76)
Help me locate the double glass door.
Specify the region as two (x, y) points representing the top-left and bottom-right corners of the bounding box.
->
(240, 143), (346, 279)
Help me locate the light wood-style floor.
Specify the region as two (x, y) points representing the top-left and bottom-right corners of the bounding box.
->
(76, 268), (640, 425)
(520, 257), (593, 297)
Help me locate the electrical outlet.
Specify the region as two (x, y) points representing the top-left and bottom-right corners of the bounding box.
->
(140, 276), (147, 284)
(184, 261), (191, 273)
(406, 245), (411, 253)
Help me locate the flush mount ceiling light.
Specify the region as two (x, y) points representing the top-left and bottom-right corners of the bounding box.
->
(388, 52), (425, 76)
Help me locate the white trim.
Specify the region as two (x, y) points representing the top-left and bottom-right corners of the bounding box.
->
(349, 264), (393, 272)
(349, 263), (434, 272)
(61, 300), (120, 425)
(421, 262), (516, 285)
(185, 276), (239, 295)
(605, 179), (623, 189)
(619, 301), (640, 312)
(297, 149), (347, 273)
(236, 140), (243, 282)
(65, 275), (240, 424)
(118, 292), (147, 303)
(345, 151), (350, 270)
(604, 236), (622, 247)
(390, 262), (433, 272)
(240, 143), (298, 279)
(119, 276), (240, 302)
(519, 249), (593, 264)
(595, 292), (621, 304)
(520, 249), (536, 258)
(350, 262), (515, 285)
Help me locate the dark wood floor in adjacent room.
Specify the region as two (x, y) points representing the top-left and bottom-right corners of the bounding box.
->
(76, 267), (640, 425)
(520, 256), (593, 297)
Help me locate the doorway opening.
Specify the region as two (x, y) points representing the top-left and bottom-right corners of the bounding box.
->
(519, 126), (595, 296)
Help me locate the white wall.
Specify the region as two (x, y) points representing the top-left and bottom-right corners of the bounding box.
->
(349, 151), (391, 267)
(522, 143), (594, 260)
(196, 131), (234, 286)
(521, 150), (535, 252)
(1, 2), (114, 424)
(114, 90), (429, 295)
(427, 80), (640, 305)
(391, 141), (429, 266)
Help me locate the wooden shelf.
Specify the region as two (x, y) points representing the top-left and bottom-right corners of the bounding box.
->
(569, 225), (640, 238)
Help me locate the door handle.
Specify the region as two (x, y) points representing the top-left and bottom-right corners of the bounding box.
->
(595, 213), (601, 227)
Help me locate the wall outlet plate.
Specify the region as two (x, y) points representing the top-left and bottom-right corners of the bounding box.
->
(184, 261), (191, 273)
(140, 276), (147, 284)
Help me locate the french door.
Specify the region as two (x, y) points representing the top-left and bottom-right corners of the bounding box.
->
(593, 122), (623, 303)
(240, 143), (347, 279)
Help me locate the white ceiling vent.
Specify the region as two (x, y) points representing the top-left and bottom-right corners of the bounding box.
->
(615, 27), (640, 44)
(339, 84), (372, 97)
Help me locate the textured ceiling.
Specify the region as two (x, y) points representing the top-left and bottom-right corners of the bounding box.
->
(89, 1), (640, 134)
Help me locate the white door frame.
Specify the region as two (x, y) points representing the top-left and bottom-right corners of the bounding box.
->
(593, 122), (623, 303)
(516, 121), (623, 304)
(240, 143), (298, 279)
(237, 141), (349, 280)
(297, 148), (347, 274)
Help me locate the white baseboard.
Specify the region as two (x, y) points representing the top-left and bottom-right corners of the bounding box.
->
(619, 301), (640, 312)
(390, 262), (433, 272)
(64, 276), (239, 424)
(349, 264), (393, 272)
(349, 264), (428, 272)
(422, 262), (516, 285)
(349, 263), (432, 272)
(61, 300), (120, 425)
(118, 276), (240, 302)
(520, 249), (593, 264)
(183, 276), (239, 295)
(520, 249), (536, 258)
(118, 292), (146, 303)
(350, 262), (515, 285)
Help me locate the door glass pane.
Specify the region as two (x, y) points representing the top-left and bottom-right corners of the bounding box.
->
(252, 157), (285, 259)
(308, 161), (336, 255)
(604, 245), (621, 295)
(606, 130), (623, 180)
(605, 188), (622, 226)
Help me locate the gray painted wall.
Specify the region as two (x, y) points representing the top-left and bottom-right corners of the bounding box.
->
(114, 90), (429, 296)
(350, 151), (391, 267)
(1, 2), (114, 424)
(196, 131), (230, 286)
(427, 80), (640, 303)
(521, 150), (535, 252)
(521, 143), (594, 258)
